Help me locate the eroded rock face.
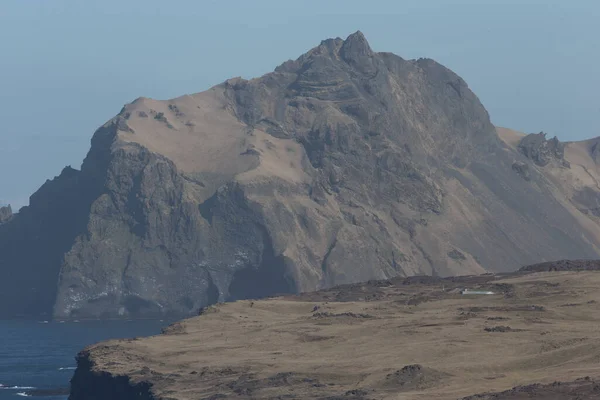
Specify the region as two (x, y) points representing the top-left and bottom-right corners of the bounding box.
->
(518, 132), (569, 167)
(3, 32), (600, 319)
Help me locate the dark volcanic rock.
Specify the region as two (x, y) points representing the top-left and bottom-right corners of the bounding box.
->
(3, 32), (600, 319)
(518, 132), (569, 167)
(484, 325), (514, 332)
(24, 388), (70, 397)
(511, 161), (530, 181)
(520, 259), (600, 272)
(382, 364), (449, 391)
(462, 377), (600, 399)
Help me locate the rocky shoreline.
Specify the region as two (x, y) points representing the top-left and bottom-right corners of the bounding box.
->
(69, 348), (155, 400)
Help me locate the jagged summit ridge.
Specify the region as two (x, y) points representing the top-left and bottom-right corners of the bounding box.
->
(3, 32), (600, 319)
(339, 30), (376, 72)
(275, 31), (371, 73)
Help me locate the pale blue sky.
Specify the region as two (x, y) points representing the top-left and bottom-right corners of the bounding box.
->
(1, 0), (598, 209)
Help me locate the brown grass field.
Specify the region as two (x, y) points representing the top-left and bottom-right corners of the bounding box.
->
(76, 268), (600, 399)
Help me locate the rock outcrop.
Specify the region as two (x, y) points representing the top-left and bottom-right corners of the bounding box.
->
(3, 31), (600, 319)
(518, 132), (570, 167)
(0, 205), (12, 224)
(69, 350), (154, 400)
(511, 161), (530, 181)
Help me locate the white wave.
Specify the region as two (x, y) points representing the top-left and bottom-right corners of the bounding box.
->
(16, 392), (31, 397)
(0, 386), (35, 390)
(59, 367), (76, 370)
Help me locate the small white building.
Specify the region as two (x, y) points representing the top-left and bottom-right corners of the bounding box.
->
(460, 289), (495, 295)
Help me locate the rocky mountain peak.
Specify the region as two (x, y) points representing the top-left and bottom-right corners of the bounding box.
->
(3, 33), (600, 320)
(340, 30), (374, 59)
(338, 31), (377, 75)
(275, 31), (374, 75)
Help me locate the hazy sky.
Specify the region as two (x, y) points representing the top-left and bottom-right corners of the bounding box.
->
(1, 0), (598, 209)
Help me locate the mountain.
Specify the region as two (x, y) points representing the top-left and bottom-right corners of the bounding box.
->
(2, 31), (600, 319)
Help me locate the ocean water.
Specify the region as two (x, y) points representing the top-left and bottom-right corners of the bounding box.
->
(0, 319), (170, 399)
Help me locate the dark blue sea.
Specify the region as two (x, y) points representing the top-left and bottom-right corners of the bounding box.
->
(0, 319), (170, 399)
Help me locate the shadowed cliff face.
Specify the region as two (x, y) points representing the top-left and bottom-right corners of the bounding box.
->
(0, 125), (113, 317)
(0, 168), (99, 317)
(3, 31), (600, 319)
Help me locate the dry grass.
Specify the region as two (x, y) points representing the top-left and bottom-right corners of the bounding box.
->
(85, 271), (600, 399)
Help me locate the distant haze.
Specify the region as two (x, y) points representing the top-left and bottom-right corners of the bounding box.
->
(1, 0), (598, 209)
